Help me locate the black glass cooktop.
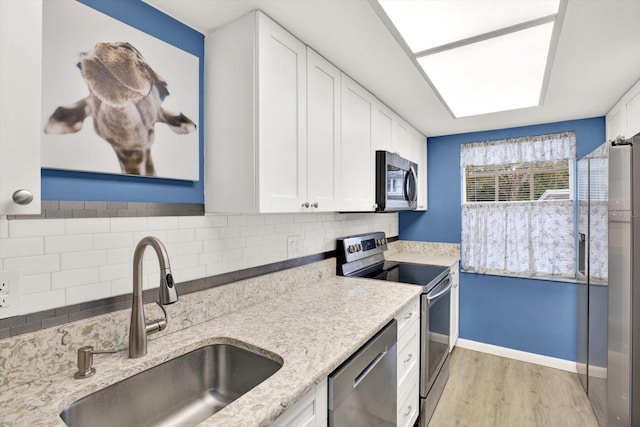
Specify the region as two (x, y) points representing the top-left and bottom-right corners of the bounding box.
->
(359, 261), (449, 291)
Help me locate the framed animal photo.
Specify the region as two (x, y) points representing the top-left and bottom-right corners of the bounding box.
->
(41, 0), (200, 181)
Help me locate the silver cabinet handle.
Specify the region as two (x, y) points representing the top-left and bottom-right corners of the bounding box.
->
(404, 312), (413, 320)
(404, 353), (412, 364)
(403, 405), (412, 417)
(12, 189), (33, 205)
(301, 202), (310, 208)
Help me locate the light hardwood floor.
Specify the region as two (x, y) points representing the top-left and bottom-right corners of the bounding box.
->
(428, 348), (599, 427)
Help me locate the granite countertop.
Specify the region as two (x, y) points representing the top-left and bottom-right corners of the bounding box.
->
(386, 251), (459, 268)
(0, 276), (421, 427)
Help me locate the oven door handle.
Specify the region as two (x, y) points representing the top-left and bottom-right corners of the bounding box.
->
(426, 277), (452, 303)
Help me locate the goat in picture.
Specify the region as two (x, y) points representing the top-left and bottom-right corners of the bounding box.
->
(45, 42), (196, 176)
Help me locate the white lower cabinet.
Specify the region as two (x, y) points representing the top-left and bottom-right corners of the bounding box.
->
(272, 378), (328, 427)
(396, 297), (420, 427)
(449, 262), (460, 352)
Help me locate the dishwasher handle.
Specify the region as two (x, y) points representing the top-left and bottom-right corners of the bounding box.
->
(354, 350), (387, 388)
(328, 320), (397, 410)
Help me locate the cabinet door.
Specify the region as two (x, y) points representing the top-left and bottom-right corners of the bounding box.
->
(0, 0), (42, 215)
(450, 263), (460, 352)
(257, 12), (307, 212)
(392, 117), (409, 158)
(307, 48), (340, 212)
(408, 128), (428, 211)
(625, 85), (640, 138)
(607, 107), (626, 142)
(339, 74), (375, 211)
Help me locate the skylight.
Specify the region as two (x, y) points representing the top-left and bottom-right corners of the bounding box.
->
(376, 0), (564, 118)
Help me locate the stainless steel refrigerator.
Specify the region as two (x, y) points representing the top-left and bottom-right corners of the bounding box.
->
(608, 133), (640, 427)
(577, 144), (609, 426)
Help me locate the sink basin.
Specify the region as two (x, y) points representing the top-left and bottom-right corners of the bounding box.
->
(60, 343), (282, 427)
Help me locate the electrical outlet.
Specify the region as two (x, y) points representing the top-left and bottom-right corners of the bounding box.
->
(0, 271), (20, 317)
(287, 235), (304, 258)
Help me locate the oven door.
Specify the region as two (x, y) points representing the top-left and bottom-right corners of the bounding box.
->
(420, 276), (452, 397)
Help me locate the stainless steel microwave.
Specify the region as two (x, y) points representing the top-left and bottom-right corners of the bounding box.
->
(375, 151), (418, 212)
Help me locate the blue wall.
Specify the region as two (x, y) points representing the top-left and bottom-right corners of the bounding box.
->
(399, 117), (606, 361)
(42, 0), (205, 203)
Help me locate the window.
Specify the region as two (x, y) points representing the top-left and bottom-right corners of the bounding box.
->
(465, 161), (571, 202)
(461, 132), (576, 278)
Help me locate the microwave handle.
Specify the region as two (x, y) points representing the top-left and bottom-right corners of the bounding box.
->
(405, 166), (418, 204)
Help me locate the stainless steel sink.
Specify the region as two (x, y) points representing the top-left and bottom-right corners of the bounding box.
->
(60, 343), (282, 427)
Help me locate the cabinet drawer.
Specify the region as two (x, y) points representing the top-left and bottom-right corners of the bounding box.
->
(397, 368), (419, 427)
(397, 297), (419, 337)
(397, 320), (419, 385)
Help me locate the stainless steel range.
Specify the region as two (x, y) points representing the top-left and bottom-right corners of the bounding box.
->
(337, 231), (451, 426)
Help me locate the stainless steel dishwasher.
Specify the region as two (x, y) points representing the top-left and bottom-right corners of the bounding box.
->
(328, 320), (397, 427)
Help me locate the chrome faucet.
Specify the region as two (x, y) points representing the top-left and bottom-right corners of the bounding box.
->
(129, 236), (178, 358)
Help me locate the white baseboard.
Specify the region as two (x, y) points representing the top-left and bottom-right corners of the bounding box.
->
(455, 338), (577, 373)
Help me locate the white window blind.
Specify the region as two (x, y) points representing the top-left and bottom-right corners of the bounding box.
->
(461, 132), (577, 278)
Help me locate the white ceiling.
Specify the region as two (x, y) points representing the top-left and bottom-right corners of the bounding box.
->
(144, 0), (640, 137)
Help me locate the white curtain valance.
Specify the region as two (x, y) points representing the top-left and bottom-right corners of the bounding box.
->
(461, 132), (576, 167)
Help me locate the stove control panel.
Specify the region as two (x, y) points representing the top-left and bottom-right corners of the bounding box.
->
(337, 231), (388, 264)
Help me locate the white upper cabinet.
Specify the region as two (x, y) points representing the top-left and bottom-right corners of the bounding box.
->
(607, 78), (640, 142)
(339, 74), (376, 211)
(205, 10), (427, 213)
(307, 48), (341, 212)
(0, 0), (42, 215)
(408, 127), (428, 211)
(372, 101), (394, 153)
(206, 11), (308, 213)
(257, 13), (308, 212)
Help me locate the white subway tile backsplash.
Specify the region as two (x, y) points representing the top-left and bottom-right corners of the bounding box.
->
(194, 227), (219, 241)
(1, 212), (398, 317)
(223, 248), (243, 262)
(52, 267), (100, 289)
(175, 265), (206, 283)
(178, 216), (206, 229)
(20, 289), (65, 314)
(204, 214), (227, 227)
(227, 215), (248, 227)
(61, 250), (106, 270)
(65, 218), (109, 234)
(9, 219), (65, 238)
(65, 282), (110, 305)
(245, 215), (265, 226)
(245, 235), (264, 247)
(294, 214), (317, 223)
(240, 225), (260, 237)
(94, 232), (133, 250)
(106, 247), (133, 265)
(264, 214), (293, 225)
(147, 216), (178, 230)
(198, 251), (223, 266)
(110, 278), (131, 296)
(4, 254), (60, 275)
(98, 263), (130, 282)
(0, 219), (9, 238)
(219, 226), (240, 239)
(175, 241), (203, 256)
(0, 237), (43, 258)
(133, 230), (167, 244)
(202, 239), (225, 253)
(110, 217), (148, 232)
(166, 229), (195, 243)
(45, 235), (92, 254)
(20, 273), (51, 295)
